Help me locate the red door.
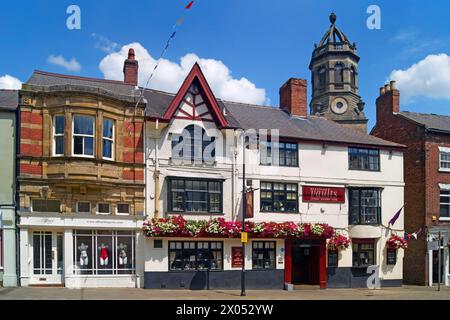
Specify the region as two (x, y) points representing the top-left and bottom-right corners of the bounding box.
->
(292, 246), (319, 285)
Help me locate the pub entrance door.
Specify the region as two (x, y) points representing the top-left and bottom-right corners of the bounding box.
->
(291, 240), (320, 285)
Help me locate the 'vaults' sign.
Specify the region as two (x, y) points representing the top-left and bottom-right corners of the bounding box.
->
(302, 186), (345, 203)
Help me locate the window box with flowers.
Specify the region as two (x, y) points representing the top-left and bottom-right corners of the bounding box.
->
(386, 235), (408, 250)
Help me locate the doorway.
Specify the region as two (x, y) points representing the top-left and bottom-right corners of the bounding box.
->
(292, 244), (320, 285)
(30, 231), (64, 285)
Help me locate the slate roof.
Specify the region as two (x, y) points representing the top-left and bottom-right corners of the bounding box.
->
(24, 70), (403, 148)
(399, 111), (450, 133)
(0, 90), (18, 111)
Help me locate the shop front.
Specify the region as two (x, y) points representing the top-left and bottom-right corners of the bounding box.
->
(427, 228), (450, 286)
(18, 213), (144, 288)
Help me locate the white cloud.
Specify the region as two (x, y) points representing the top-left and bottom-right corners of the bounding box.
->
(99, 42), (267, 105)
(92, 33), (120, 53)
(0, 74), (22, 89)
(389, 54), (450, 102)
(47, 55), (81, 72)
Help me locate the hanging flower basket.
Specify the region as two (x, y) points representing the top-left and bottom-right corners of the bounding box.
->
(143, 215), (334, 239)
(386, 235), (408, 249)
(327, 233), (350, 250)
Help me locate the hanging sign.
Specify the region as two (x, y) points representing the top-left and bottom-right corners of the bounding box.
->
(232, 247), (244, 268)
(245, 190), (254, 219)
(302, 186), (345, 203)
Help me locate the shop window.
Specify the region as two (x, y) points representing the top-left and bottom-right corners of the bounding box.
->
(168, 178), (223, 214)
(77, 202), (91, 214)
(440, 190), (450, 218)
(97, 203), (111, 215)
(349, 188), (381, 225)
(328, 250), (338, 267)
(102, 118), (115, 160)
(53, 115), (65, 156)
(117, 204), (130, 215)
(349, 147), (380, 171)
(171, 125), (215, 163)
(252, 241), (276, 270)
(169, 241), (223, 271)
(73, 115), (95, 157)
(387, 248), (397, 265)
(73, 230), (135, 275)
(32, 199), (61, 213)
(260, 141), (298, 167)
(352, 241), (375, 267)
(260, 182), (298, 213)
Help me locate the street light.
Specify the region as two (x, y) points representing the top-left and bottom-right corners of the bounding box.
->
(241, 133), (249, 297)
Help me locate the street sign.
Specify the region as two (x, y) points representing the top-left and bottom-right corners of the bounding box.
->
(241, 232), (248, 243)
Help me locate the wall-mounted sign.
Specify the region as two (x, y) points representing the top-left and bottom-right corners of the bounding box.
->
(245, 190), (254, 219)
(302, 186), (345, 203)
(232, 247), (244, 268)
(241, 232), (248, 243)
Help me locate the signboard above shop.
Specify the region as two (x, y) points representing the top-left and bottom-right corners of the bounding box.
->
(302, 186), (345, 203)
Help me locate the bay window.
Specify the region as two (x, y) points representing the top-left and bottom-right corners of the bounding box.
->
(73, 230), (135, 275)
(53, 115), (65, 156)
(169, 241), (223, 271)
(349, 188), (381, 225)
(168, 178), (223, 214)
(349, 147), (380, 171)
(73, 115), (94, 157)
(252, 241), (276, 270)
(102, 118), (114, 160)
(260, 182), (298, 213)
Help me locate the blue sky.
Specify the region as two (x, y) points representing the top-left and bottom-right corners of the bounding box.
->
(1, 0), (450, 129)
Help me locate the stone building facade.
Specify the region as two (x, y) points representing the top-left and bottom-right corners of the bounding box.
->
(17, 50), (146, 287)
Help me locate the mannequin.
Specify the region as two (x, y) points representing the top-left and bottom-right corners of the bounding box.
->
(99, 243), (109, 266)
(118, 243), (128, 266)
(78, 242), (89, 266)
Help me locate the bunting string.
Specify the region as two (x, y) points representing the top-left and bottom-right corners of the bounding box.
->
(134, 1), (196, 111)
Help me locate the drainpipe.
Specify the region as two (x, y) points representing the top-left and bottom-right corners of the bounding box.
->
(154, 120), (160, 218)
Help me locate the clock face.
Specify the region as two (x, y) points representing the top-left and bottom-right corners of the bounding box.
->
(331, 98), (348, 114)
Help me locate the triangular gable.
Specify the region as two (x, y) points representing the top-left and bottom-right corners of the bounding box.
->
(163, 63), (228, 127)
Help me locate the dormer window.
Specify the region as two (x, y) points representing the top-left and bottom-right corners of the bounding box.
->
(172, 125), (215, 163)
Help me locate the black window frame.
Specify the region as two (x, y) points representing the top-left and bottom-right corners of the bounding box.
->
(260, 182), (299, 213)
(252, 241), (276, 270)
(260, 140), (299, 167)
(327, 249), (338, 267)
(349, 188), (382, 225)
(352, 241), (376, 268)
(440, 190), (450, 218)
(168, 178), (223, 214)
(168, 241), (224, 271)
(348, 147), (380, 172)
(386, 248), (397, 265)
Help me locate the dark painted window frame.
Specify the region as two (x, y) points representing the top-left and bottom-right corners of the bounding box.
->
(168, 241), (224, 272)
(252, 241), (277, 270)
(348, 147), (381, 172)
(348, 188), (382, 226)
(260, 181), (299, 214)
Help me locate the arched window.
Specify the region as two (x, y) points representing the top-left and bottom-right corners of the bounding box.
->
(350, 66), (356, 87)
(172, 125), (216, 162)
(318, 66), (326, 88)
(334, 63), (344, 84)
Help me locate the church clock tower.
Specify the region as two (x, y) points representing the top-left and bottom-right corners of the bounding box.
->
(309, 13), (368, 133)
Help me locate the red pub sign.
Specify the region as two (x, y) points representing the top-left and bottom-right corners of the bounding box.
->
(302, 186), (345, 203)
(232, 247), (244, 268)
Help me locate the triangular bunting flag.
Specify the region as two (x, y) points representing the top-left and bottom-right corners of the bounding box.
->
(186, 1), (194, 9)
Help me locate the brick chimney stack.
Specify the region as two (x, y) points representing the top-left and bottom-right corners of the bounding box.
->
(279, 78), (308, 117)
(123, 48), (139, 86)
(376, 80), (400, 122)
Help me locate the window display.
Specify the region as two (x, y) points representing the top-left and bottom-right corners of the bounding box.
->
(169, 241), (223, 271)
(352, 241), (375, 267)
(73, 230), (135, 275)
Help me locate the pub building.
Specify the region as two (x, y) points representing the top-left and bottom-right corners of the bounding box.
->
(142, 16), (406, 288)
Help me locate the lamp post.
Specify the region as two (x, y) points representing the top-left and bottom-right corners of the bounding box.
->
(241, 134), (247, 297)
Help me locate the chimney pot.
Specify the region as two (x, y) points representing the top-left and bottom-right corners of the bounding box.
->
(390, 80), (396, 90)
(380, 87), (385, 95)
(384, 84), (391, 92)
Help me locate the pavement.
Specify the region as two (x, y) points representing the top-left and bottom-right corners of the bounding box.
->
(0, 285), (449, 300)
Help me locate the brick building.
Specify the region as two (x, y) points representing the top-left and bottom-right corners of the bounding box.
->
(17, 49), (146, 287)
(372, 81), (450, 286)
